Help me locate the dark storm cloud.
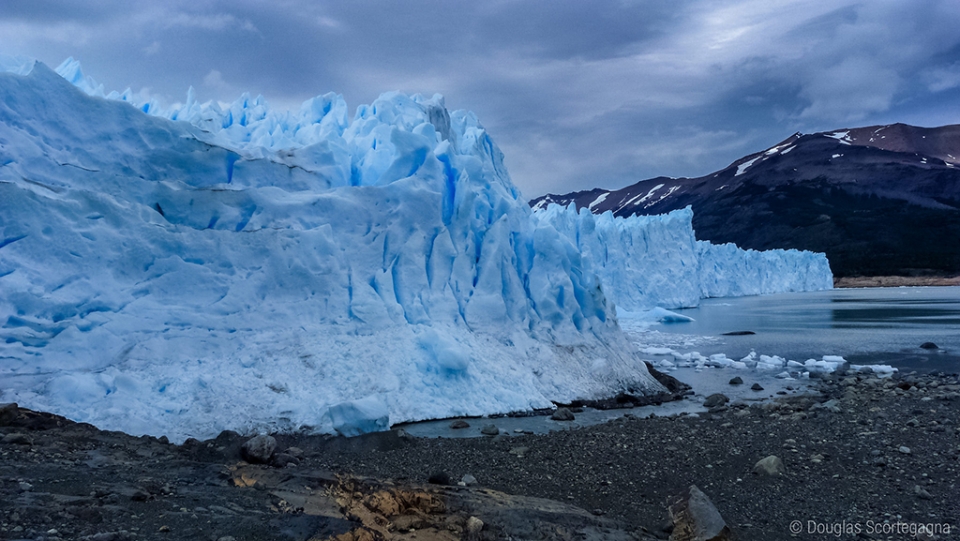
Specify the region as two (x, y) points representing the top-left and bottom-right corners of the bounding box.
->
(2, 0), (960, 197)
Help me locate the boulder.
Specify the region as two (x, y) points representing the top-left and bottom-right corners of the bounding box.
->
(241, 435), (277, 464)
(703, 394), (729, 409)
(752, 455), (785, 476)
(550, 407), (576, 421)
(449, 420), (470, 429)
(480, 424), (499, 436)
(0, 402), (17, 425)
(729, 377), (743, 385)
(666, 485), (734, 541)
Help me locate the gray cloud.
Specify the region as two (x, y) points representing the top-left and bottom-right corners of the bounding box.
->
(1, 0), (959, 197)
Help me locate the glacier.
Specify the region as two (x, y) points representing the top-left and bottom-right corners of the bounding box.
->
(0, 58), (831, 442)
(0, 59), (667, 442)
(534, 205), (832, 312)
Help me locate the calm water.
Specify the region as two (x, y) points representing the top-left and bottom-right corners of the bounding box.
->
(642, 286), (960, 373)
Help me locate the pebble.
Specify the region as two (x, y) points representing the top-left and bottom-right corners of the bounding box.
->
(751, 383), (764, 391)
(898, 446), (911, 454)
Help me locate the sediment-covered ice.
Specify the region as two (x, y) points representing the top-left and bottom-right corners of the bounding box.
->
(534, 205), (833, 311)
(0, 59), (664, 442)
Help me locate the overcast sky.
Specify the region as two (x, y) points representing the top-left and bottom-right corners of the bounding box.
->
(2, 1), (960, 197)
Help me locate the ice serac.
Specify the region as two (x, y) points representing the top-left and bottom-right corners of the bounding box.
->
(0, 59), (663, 442)
(534, 204), (832, 311)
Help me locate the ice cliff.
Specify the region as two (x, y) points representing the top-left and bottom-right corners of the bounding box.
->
(0, 59), (665, 442)
(534, 205), (832, 311)
(0, 58), (830, 442)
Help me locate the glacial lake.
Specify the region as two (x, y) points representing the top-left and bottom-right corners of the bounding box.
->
(397, 286), (959, 439)
(633, 286), (960, 374)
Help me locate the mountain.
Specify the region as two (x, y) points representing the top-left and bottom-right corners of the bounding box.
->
(531, 123), (960, 278)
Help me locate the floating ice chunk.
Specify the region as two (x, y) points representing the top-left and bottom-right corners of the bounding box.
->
(647, 307), (695, 323)
(757, 355), (786, 370)
(641, 346), (676, 355)
(653, 359), (676, 370)
(850, 364), (898, 375)
(803, 356), (847, 373)
(324, 395), (390, 437)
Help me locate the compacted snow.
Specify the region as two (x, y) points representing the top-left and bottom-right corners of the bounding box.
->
(0, 58), (831, 441)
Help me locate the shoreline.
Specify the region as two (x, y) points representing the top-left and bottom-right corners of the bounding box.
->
(834, 275), (960, 288)
(2, 369), (958, 541)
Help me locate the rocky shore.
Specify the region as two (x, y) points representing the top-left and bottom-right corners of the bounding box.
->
(2, 370), (958, 541)
(833, 276), (960, 288)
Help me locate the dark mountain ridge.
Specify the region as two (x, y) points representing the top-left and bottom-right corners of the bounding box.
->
(531, 123), (960, 278)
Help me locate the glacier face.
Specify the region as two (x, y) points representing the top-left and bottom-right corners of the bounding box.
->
(0, 60), (664, 442)
(534, 205), (833, 311)
(0, 59), (832, 442)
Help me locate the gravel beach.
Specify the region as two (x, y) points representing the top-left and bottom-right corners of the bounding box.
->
(2, 370), (958, 541)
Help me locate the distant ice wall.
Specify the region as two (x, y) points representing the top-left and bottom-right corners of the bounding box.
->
(0, 60), (663, 442)
(535, 205), (832, 311)
(697, 241), (834, 298)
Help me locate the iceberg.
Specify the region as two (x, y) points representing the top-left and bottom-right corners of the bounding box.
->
(534, 204), (832, 311)
(0, 59), (664, 442)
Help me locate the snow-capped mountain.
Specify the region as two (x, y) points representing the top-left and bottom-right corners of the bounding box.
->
(532, 124), (960, 278)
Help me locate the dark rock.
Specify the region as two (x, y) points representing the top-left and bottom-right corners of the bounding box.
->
(427, 471), (451, 485)
(1, 432), (31, 445)
(465, 517), (484, 541)
(722, 331), (755, 336)
(644, 362), (693, 394)
(271, 453), (300, 468)
(449, 419), (470, 429)
(130, 488), (151, 501)
(703, 393), (729, 409)
(215, 429), (241, 441)
(753, 455), (785, 476)
(920, 342), (939, 350)
(480, 424), (499, 436)
(729, 377), (743, 385)
(240, 434), (277, 464)
(550, 407), (576, 421)
(461, 474), (477, 486)
(751, 383), (764, 391)
(666, 485), (734, 541)
(0, 402), (17, 425)
(914, 485), (933, 499)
